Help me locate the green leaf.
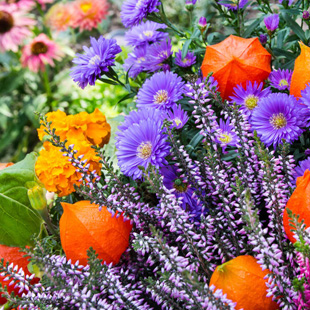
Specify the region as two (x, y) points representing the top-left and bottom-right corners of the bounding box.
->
(182, 39), (192, 59)
(243, 16), (264, 38)
(0, 153), (43, 247)
(282, 13), (306, 42)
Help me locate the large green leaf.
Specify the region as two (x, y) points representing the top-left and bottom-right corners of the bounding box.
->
(0, 153), (43, 247)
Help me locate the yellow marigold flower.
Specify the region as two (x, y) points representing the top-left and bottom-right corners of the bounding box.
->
(35, 109), (110, 197)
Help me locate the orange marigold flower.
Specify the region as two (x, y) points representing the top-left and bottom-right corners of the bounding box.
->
(35, 109), (110, 197)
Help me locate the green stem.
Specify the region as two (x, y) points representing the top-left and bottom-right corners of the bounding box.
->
(42, 68), (53, 111)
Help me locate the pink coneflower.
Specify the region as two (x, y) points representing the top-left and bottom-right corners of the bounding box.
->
(3, 0), (35, 11)
(0, 4), (35, 52)
(21, 33), (63, 72)
(70, 0), (109, 31)
(45, 2), (73, 31)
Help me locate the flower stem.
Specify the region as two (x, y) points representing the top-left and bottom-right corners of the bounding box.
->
(42, 68), (53, 111)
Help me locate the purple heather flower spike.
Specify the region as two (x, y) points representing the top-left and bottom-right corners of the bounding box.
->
(166, 104), (189, 129)
(251, 93), (304, 148)
(219, 0), (248, 11)
(121, 0), (161, 28)
(136, 71), (185, 110)
(115, 109), (170, 179)
(230, 81), (271, 118)
(215, 117), (239, 151)
(125, 21), (168, 48)
(269, 69), (293, 91)
(264, 14), (280, 31)
(70, 36), (122, 89)
(174, 49), (196, 68)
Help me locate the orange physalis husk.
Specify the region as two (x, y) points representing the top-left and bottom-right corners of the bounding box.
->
(209, 255), (278, 310)
(60, 201), (133, 266)
(0, 244), (39, 305)
(290, 42), (310, 99)
(201, 35), (271, 100)
(283, 169), (310, 243)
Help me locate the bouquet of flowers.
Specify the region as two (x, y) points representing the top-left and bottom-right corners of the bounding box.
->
(1, 0), (310, 309)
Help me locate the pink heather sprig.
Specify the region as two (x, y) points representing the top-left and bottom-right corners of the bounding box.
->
(295, 252), (310, 310)
(237, 185), (298, 309)
(134, 231), (236, 310)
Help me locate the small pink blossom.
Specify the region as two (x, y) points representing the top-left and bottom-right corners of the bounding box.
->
(21, 33), (63, 72)
(45, 2), (73, 31)
(0, 4), (35, 52)
(70, 0), (109, 31)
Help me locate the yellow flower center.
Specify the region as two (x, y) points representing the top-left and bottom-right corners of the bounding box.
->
(31, 41), (48, 55)
(136, 0), (143, 9)
(218, 133), (232, 144)
(244, 95), (259, 110)
(174, 118), (182, 127)
(154, 90), (169, 104)
(143, 30), (154, 37)
(137, 141), (152, 159)
(279, 79), (289, 87)
(89, 55), (100, 65)
(137, 57), (145, 63)
(80, 2), (92, 13)
(270, 113), (287, 129)
(173, 181), (188, 193)
(0, 10), (14, 34)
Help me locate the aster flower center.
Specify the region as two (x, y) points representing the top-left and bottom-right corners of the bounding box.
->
(137, 141), (152, 159)
(174, 118), (182, 127)
(270, 113), (287, 129)
(137, 57), (145, 63)
(154, 90), (169, 104)
(279, 79), (289, 87)
(0, 11), (14, 34)
(136, 0), (144, 9)
(218, 133), (232, 144)
(143, 30), (154, 37)
(244, 95), (259, 110)
(182, 58), (189, 64)
(89, 55), (101, 65)
(80, 2), (92, 13)
(31, 42), (48, 55)
(173, 179), (188, 193)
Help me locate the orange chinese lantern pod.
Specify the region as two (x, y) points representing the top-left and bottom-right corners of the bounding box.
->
(209, 255), (279, 310)
(0, 244), (39, 305)
(0, 163), (13, 170)
(290, 42), (310, 99)
(60, 201), (133, 266)
(201, 35), (271, 100)
(283, 169), (310, 243)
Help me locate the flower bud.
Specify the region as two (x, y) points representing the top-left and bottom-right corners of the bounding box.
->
(259, 34), (268, 45)
(28, 185), (47, 211)
(185, 0), (194, 11)
(303, 10), (310, 20)
(198, 16), (207, 31)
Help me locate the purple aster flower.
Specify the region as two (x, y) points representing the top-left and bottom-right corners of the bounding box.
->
(116, 110), (170, 179)
(70, 36), (122, 89)
(214, 118), (239, 151)
(125, 21), (168, 48)
(123, 45), (148, 79)
(219, 0), (248, 10)
(174, 50), (196, 68)
(251, 93), (304, 148)
(166, 104), (189, 129)
(121, 0), (161, 28)
(116, 108), (165, 149)
(230, 81), (271, 118)
(259, 34), (268, 45)
(300, 84), (310, 108)
(269, 69), (292, 91)
(293, 158), (310, 183)
(160, 165), (202, 217)
(144, 39), (173, 72)
(264, 14), (280, 32)
(136, 71), (185, 110)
